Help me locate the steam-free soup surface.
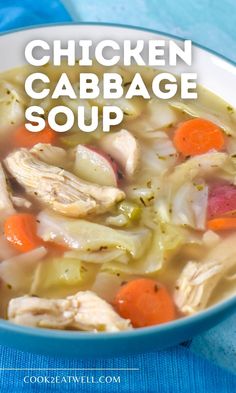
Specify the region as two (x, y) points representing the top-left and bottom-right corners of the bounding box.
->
(0, 64), (235, 332)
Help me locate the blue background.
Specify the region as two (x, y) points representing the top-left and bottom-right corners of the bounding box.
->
(0, 0), (235, 391)
(64, 0), (236, 62)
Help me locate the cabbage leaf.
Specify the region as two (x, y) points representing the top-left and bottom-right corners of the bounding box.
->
(169, 84), (236, 136)
(0, 80), (25, 136)
(37, 210), (151, 259)
(155, 152), (236, 230)
(102, 223), (200, 275)
(31, 257), (82, 296)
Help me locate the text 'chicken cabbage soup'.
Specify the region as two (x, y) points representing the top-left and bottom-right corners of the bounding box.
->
(0, 63), (235, 333)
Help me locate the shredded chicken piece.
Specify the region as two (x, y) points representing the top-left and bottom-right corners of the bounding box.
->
(8, 290), (132, 332)
(4, 149), (125, 217)
(30, 143), (68, 168)
(174, 260), (222, 315)
(0, 163), (15, 219)
(99, 129), (140, 176)
(174, 234), (236, 314)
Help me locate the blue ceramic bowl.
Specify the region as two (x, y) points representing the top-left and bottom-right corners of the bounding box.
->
(0, 296), (235, 358)
(0, 23), (235, 357)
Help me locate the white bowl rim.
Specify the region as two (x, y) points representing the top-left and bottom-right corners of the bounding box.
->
(0, 22), (235, 341)
(0, 21), (235, 67)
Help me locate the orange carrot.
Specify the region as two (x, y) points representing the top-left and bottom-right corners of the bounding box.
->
(4, 214), (42, 253)
(207, 217), (236, 231)
(13, 125), (57, 148)
(173, 118), (224, 156)
(46, 241), (69, 255)
(113, 278), (176, 328)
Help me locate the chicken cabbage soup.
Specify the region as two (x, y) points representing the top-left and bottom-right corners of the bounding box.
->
(0, 63), (235, 333)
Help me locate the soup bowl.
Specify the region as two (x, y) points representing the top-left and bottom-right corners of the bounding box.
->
(0, 23), (235, 358)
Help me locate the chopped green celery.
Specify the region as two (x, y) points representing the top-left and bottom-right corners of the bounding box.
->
(31, 257), (81, 295)
(118, 201), (141, 221)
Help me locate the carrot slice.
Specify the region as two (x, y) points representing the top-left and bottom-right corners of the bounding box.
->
(46, 241), (69, 255)
(113, 278), (176, 328)
(173, 118), (224, 156)
(207, 217), (236, 231)
(4, 213), (42, 253)
(13, 125), (57, 148)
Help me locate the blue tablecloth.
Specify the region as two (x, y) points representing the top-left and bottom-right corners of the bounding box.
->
(63, 0), (236, 63)
(0, 0), (235, 391)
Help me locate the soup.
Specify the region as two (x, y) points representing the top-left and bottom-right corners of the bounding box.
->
(0, 64), (235, 332)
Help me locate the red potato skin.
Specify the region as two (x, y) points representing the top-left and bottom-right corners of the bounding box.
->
(207, 183), (236, 219)
(85, 145), (122, 183)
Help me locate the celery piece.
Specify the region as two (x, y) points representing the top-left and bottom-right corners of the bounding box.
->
(118, 201), (141, 221)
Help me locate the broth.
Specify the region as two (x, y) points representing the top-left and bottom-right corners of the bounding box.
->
(0, 63), (235, 332)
